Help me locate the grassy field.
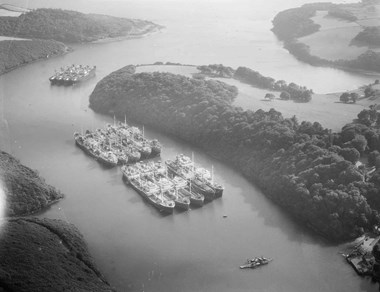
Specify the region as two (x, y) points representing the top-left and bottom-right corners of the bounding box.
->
(0, 4), (28, 17)
(135, 64), (198, 77)
(131, 65), (380, 132)
(298, 11), (366, 61)
(217, 77), (376, 132)
(0, 36), (30, 41)
(298, 4), (380, 61)
(0, 9), (21, 17)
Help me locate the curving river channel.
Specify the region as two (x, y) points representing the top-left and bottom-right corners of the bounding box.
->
(1, 0), (379, 291)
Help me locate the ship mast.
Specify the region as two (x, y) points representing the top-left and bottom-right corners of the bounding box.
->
(212, 165), (214, 184)
(192, 152), (194, 173)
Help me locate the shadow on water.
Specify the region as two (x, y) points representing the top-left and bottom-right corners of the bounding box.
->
(239, 175), (334, 246)
(360, 278), (380, 292)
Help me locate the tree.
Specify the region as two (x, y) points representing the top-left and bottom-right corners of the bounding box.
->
(274, 80), (287, 90)
(339, 147), (360, 164)
(348, 134), (368, 153)
(264, 93), (275, 101)
(340, 92), (350, 103)
(300, 90), (312, 102)
(350, 92), (359, 103)
(364, 86), (375, 98)
(368, 151), (380, 168)
(280, 91), (291, 100)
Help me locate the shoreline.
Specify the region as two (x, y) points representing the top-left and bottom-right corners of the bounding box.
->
(90, 24), (163, 44)
(0, 40), (72, 76)
(89, 65), (379, 242)
(272, 2), (380, 75)
(0, 23), (162, 76)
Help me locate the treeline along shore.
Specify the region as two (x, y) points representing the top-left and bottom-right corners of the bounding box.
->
(0, 151), (115, 291)
(0, 39), (69, 75)
(90, 64), (380, 242)
(0, 8), (161, 75)
(272, 2), (380, 73)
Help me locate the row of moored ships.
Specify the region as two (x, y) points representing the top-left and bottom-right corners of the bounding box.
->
(74, 122), (161, 167)
(49, 64), (96, 85)
(122, 157), (223, 213)
(74, 122), (223, 213)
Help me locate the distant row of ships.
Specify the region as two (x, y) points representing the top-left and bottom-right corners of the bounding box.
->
(74, 121), (223, 213)
(49, 64), (96, 85)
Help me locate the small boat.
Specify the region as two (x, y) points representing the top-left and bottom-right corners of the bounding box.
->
(239, 257), (273, 269)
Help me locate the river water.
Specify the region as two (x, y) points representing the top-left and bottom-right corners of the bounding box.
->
(1, 0), (379, 291)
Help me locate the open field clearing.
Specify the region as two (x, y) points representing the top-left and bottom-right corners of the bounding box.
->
(0, 9), (21, 17)
(298, 11), (367, 61)
(135, 64), (199, 77)
(216, 77), (376, 131)
(132, 65), (379, 131)
(0, 36), (30, 41)
(347, 3), (380, 25)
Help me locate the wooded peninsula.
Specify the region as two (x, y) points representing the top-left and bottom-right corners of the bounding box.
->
(90, 64), (380, 242)
(0, 8), (161, 75)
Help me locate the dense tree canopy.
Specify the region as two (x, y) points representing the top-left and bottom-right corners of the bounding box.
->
(0, 151), (63, 216)
(89, 65), (380, 241)
(0, 39), (68, 74)
(234, 66), (313, 102)
(0, 8), (158, 43)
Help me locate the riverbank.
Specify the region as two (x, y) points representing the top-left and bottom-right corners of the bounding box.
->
(0, 39), (71, 76)
(91, 23), (163, 44)
(89, 64), (380, 242)
(136, 63), (378, 131)
(0, 150), (63, 217)
(0, 150), (116, 290)
(0, 217), (115, 292)
(272, 1), (380, 74)
(0, 7), (162, 75)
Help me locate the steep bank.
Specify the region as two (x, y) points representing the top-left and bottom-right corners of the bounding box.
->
(0, 39), (69, 75)
(0, 217), (115, 292)
(0, 8), (162, 43)
(0, 150), (63, 216)
(89, 66), (380, 242)
(0, 150), (115, 290)
(0, 7), (162, 75)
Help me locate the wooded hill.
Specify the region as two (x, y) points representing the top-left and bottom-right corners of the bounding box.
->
(89, 65), (380, 241)
(0, 151), (63, 216)
(0, 39), (68, 75)
(0, 8), (159, 43)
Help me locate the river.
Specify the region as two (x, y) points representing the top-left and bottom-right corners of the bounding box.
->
(1, 0), (378, 291)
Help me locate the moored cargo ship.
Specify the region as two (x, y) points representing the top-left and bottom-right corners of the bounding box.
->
(50, 64), (96, 85)
(165, 154), (216, 201)
(121, 164), (175, 213)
